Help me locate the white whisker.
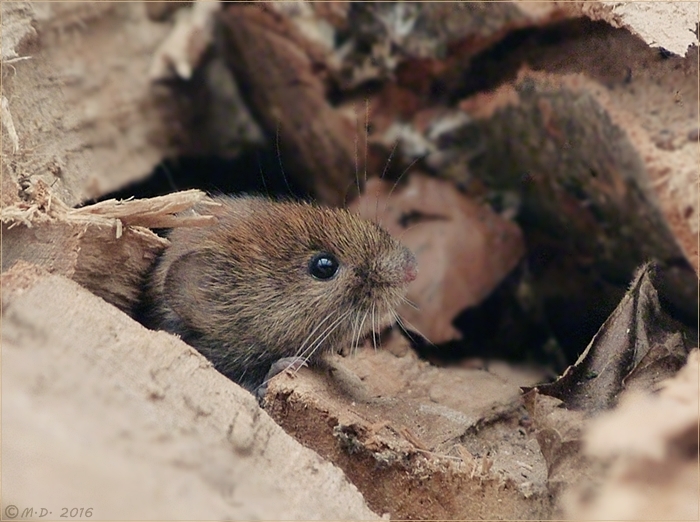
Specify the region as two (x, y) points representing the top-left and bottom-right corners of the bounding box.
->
(349, 313), (359, 354)
(351, 312), (362, 356)
(382, 153), (427, 218)
(354, 102), (361, 196)
(275, 120), (292, 195)
(353, 310), (365, 352)
(380, 140), (399, 181)
(294, 311), (338, 361)
(394, 314), (435, 347)
(376, 139), (399, 225)
(295, 310), (350, 362)
(371, 303), (378, 352)
(295, 310), (354, 372)
(356, 310), (369, 353)
(399, 295), (419, 310)
(364, 98), (370, 185)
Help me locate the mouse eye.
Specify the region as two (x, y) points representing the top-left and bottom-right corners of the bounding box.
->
(308, 252), (339, 280)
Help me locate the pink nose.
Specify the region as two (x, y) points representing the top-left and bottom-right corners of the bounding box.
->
(404, 264), (418, 283)
(402, 251), (418, 283)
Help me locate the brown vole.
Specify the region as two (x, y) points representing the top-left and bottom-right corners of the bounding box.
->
(144, 195), (417, 393)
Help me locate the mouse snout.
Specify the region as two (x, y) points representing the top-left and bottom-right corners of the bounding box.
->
(401, 248), (418, 283)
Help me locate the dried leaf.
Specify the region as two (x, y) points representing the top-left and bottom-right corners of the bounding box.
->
(536, 261), (692, 413)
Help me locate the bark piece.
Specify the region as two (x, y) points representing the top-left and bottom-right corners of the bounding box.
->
(218, 3), (359, 206)
(455, 71), (698, 356)
(1, 264), (379, 520)
(434, 21), (699, 273)
(264, 343), (551, 520)
(1, 3), (176, 205)
(1, 188), (213, 314)
(68, 189), (219, 230)
(2, 221), (163, 314)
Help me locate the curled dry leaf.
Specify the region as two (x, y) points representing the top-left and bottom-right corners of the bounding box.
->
(534, 261), (693, 413)
(349, 173), (524, 344)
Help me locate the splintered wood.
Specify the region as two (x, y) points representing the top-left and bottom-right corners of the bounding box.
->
(2, 189), (215, 312)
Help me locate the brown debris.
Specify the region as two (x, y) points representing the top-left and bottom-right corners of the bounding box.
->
(218, 3), (360, 206)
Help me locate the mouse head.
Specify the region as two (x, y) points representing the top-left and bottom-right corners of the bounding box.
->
(160, 196), (417, 360)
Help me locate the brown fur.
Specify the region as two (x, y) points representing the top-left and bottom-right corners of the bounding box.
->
(143, 196), (416, 391)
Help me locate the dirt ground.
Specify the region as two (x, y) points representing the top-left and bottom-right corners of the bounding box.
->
(2, 2), (698, 520)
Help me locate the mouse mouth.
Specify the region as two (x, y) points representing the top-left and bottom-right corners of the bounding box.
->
(302, 292), (408, 360)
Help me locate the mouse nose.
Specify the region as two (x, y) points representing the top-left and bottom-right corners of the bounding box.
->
(402, 249), (418, 283)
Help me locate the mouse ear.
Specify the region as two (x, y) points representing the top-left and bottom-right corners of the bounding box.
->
(162, 250), (216, 330)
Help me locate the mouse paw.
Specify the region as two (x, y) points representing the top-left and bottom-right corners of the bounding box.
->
(268, 356), (309, 378)
(255, 357), (309, 402)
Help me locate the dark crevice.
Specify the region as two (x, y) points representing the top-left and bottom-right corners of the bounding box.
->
(91, 148), (309, 205)
(409, 263), (562, 373)
(444, 18), (650, 104)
